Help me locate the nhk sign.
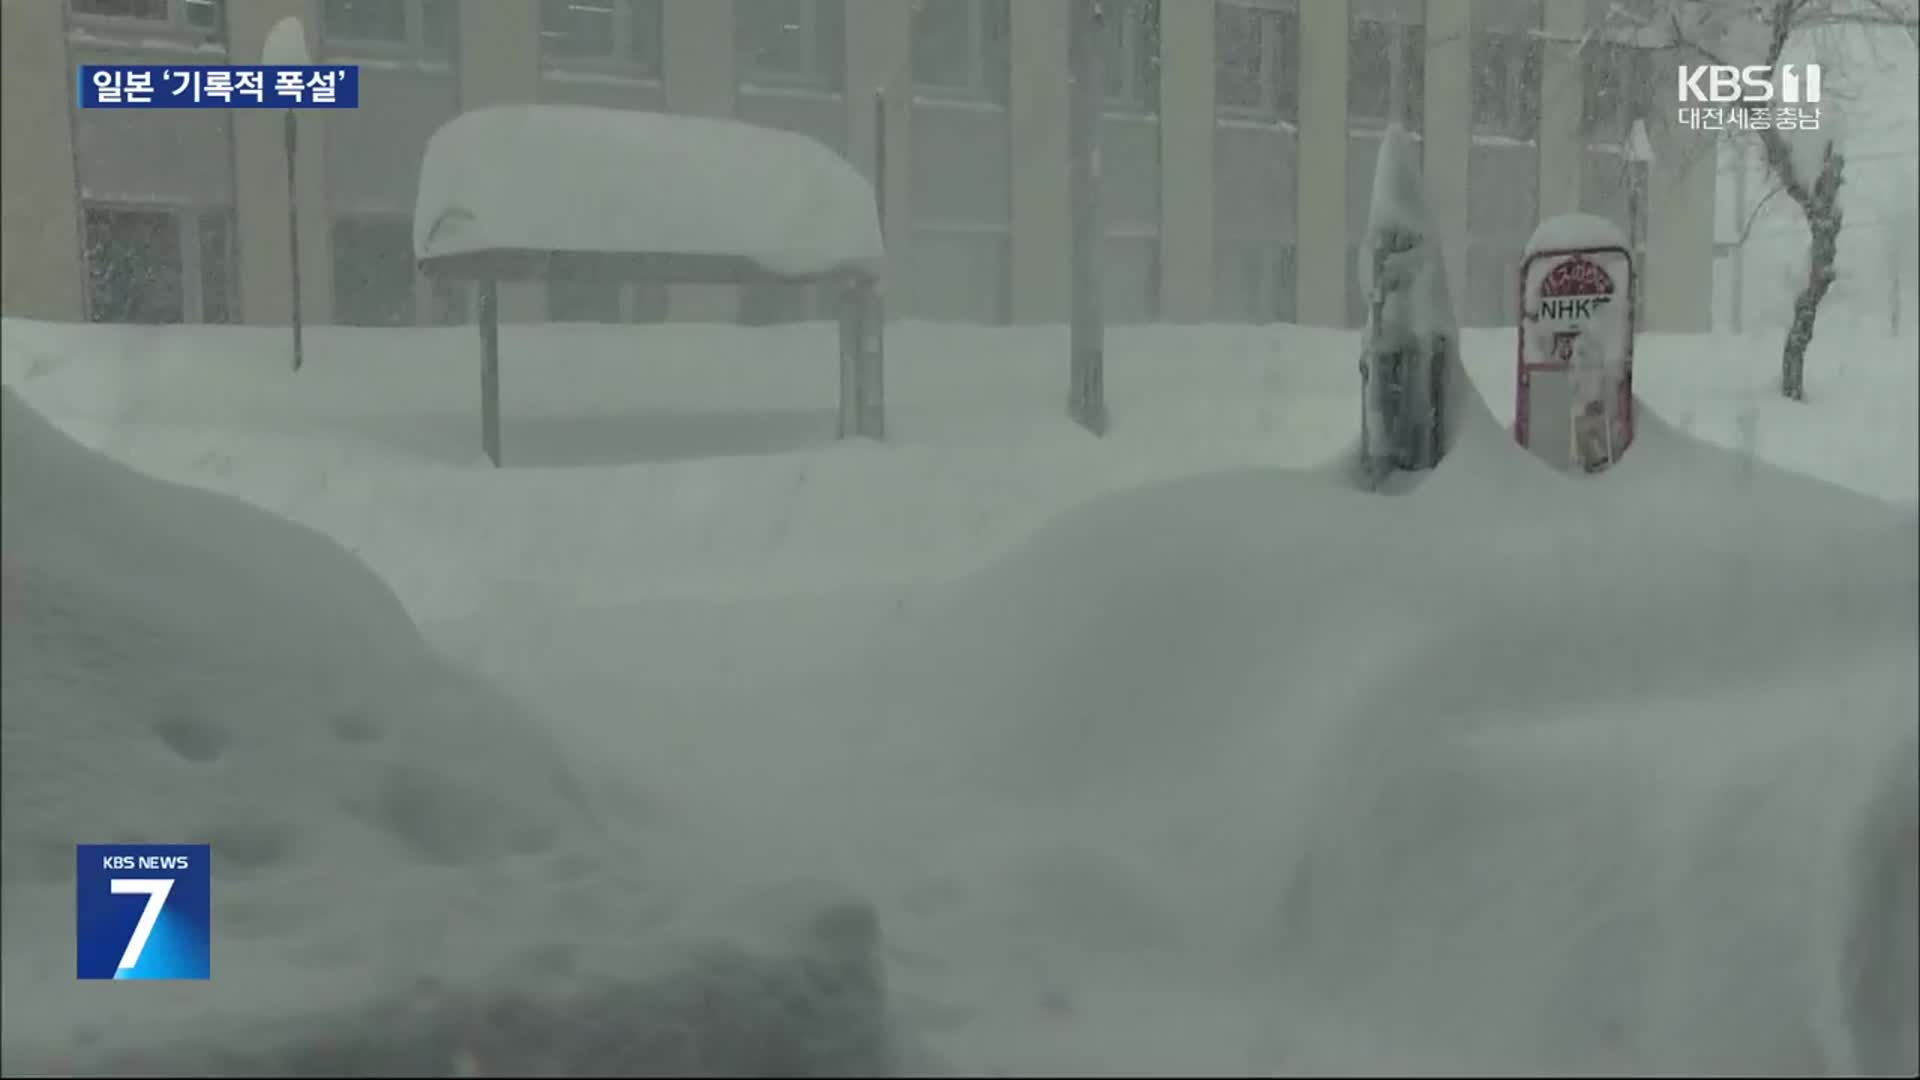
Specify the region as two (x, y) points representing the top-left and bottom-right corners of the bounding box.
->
(1515, 216), (1637, 474)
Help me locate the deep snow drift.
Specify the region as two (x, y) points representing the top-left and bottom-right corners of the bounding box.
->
(0, 390), (896, 1076)
(2, 317), (1916, 1075)
(440, 396), (1917, 1075)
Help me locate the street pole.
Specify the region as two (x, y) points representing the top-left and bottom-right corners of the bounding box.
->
(284, 108), (304, 372)
(1067, 0), (1107, 435)
(1731, 138), (1747, 335)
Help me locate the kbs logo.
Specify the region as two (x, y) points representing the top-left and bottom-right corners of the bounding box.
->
(75, 844), (211, 980)
(1677, 64), (1822, 104)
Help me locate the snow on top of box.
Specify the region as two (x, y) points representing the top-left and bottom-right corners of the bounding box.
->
(1362, 124), (1431, 248)
(1525, 213), (1628, 257)
(260, 16), (310, 66)
(413, 105), (883, 279)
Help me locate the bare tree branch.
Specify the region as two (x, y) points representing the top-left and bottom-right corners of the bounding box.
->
(1737, 180), (1789, 244)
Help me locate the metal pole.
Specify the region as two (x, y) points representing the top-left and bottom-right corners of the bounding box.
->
(1067, 0), (1107, 435)
(866, 86), (888, 439)
(874, 86), (887, 245)
(1730, 139), (1747, 334)
(479, 279), (500, 466)
(284, 109), (304, 371)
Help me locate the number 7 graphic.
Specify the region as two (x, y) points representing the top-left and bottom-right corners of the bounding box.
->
(110, 878), (173, 972)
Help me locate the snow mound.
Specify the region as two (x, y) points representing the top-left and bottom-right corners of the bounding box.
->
(841, 402), (1915, 1072)
(414, 105), (884, 280)
(0, 390), (896, 1076)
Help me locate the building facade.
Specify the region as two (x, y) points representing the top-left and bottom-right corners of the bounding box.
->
(1, 0), (1715, 332)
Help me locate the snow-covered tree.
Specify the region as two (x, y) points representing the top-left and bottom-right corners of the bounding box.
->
(1640, 0), (1919, 399)
(1356, 123), (1461, 488)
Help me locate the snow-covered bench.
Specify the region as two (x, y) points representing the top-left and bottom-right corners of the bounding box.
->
(413, 105), (887, 466)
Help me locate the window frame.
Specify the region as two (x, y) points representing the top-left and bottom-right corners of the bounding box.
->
(539, 0), (664, 77)
(907, 220), (1012, 325)
(910, 0), (1010, 105)
(1347, 7), (1426, 133)
(1215, 0), (1299, 126)
(1101, 0), (1161, 115)
(329, 214), (421, 328)
(1471, 28), (1542, 141)
(67, 0), (226, 42)
(736, 0), (845, 94)
(1581, 39), (1652, 143)
(1218, 240), (1297, 324)
(80, 202), (239, 326)
(318, 0), (456, 60)
(545, 272), (624, 324)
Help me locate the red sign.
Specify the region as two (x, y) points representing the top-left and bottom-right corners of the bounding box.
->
(1514, 245), (1636, 472)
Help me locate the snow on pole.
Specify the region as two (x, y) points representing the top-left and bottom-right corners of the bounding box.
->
(261, 16), (309, 372)
(261, 16), (311, 65)
(1356, 123), (1459, 488)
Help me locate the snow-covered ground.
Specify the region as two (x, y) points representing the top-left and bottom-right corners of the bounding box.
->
(3, 315), (1915, 1075)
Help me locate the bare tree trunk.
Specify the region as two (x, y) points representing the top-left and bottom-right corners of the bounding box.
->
(1759, 131), (1845, 402)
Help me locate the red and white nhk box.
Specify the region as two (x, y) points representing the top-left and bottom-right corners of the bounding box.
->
(1514, 216), (1636, 473)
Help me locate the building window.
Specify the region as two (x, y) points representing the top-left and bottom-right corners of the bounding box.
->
(84, 207), (184, 324)
(540, 0), (661, 72)
(1466, 243), (1524, 326)
(1217, 242), (1296, 324)
(547, 269), (621, 323)
(631, 284), (668, 324)
(331, 217), (417, 327)
(198, 212), (233, 324)
(72, 0), (167, 19)
(912, 0), (1009, 104)
(1216, 1), (1298, 124)
(740, 282), (831, 325)
(1582, 41), (1650, 141)
(422, 0), (455, 52)
(321, 0), (455, 56)
(69, 0), (225, 37)
(431, 279), (468, 325)
(909, 225), (1009, 324)
(1471, 29), (1540, 139)
(1102, 0), (1160, 113)
(737, 0), (844, 92)
(1105, 234), (1160, 323)
(1349, 9), (1425, 131)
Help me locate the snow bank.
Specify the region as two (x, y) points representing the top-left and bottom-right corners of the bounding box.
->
(451, 399), (1918, 1074)
(0, 390), (897, 1076)
(3, 313), (1916, 1073)
(4, 316), (1913, 621)
(414, 106), (883, 280)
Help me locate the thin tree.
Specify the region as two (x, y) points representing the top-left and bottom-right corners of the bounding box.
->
(1644, 0), (1918, 400)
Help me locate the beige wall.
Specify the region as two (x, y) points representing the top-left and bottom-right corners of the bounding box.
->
(1, 0), (84, 321)
(1158, 1), (1213, 323)
(1294, 0), (1353, 327)
(2, 0), (1716, 333)
(1007, 0), (1071, 325)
